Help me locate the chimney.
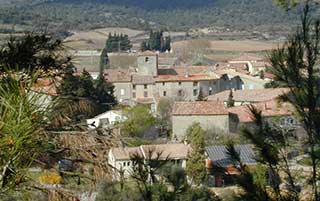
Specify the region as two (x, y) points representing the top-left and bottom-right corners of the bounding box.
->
(185, 67), (189, 78)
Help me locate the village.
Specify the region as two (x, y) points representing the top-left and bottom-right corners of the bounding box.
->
(1, 1), (320, 200)
(33, 46), (310, 196)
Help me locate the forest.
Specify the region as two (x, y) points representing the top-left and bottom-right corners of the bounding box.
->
(0, 0), (303, 38)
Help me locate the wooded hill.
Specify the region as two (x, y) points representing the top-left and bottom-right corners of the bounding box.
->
(0, 0), (308, 38)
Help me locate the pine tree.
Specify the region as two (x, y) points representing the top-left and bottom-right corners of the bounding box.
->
(225, 3), (320, 200)
(99, 48), (109, 74)
(140, 41), (149, 51)
(142, 30), (170, 52)
(197, 88), (205, 101)
(226, 89), (235, 107)
(185, 123), (207, 185)
(105, 33), (132, 52)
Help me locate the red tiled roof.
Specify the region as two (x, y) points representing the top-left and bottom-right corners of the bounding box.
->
(141, 144), (191, 160)
(172, 101), (228, 116)
(228, 100), (294, 123)
(111, 147), (143, 160)
(111, 143), (191, 160)
(132, 74), (155, 84)
(158, 66), (216, 76)
(264, 72), (275, 79)
(156, 74), (219, 82)
(208, 88), (290, 103)
(104, 69), (132, 83)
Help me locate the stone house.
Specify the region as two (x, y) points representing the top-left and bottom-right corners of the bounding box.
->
(108, 143), (191, 180)
(217, 69), (267, 89)
(207, 88), (290, 106)
(228, 54), (268, 76)
(227, 100), (299, 132)
(104, 52), (243, 107)
(171, 101), (232, 140)
(171, 98), (298, 139)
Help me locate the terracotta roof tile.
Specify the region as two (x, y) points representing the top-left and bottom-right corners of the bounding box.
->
(208, 88), (290, 103)
(155, 74), (219, 82)
(172, 101), (228, 116)
(111, 143), (191, 160)
(228, 100), (294, 123)
(111, 147), (143, 160)
(132, 74), (155, 84)
(141, 143), (191, 160)
(104, 69), (132, 83)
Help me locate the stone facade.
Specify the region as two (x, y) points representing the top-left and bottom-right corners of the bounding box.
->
(172, 115), (230, 140)
(171, 101), (231, 140)
(108, 144), (190, 180)
(137, 51), (158, 76)
(105, 53), (244, 105)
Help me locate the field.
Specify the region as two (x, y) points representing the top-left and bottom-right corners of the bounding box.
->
(64, 27), (146, 50)
(172, 39), (280, 52)
(172, 39), (281, 62)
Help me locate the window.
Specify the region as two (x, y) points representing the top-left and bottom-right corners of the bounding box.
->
(123, 162), (126, 167)
(193, 89), (198, 96)
(133, 85), (136, 90)
(209, 87), (213, 95)
(178, 82), (182, 86)
(144, 84), (148, 89)
(162, 82), (165, 86)
(127, 162), (130, 166)
(286, 117), (294, 125)
(144, 91), (148, 97)
(163, 91), (167, 96)
(133, 92), (136, 98)
(193, 81), (198, 86)
(178, 90), (183, 96)
(145, 57), (149, 62)
(120, 89), (125, 96)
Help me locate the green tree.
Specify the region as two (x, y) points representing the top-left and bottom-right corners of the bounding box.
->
(0, 34), (70, 74)
(226, 89), (235, 107)
(122, 105), (156, 137)
(100, 48), (109, 74)
(223, 5), (320, 198)
(54, 69), (116, 128)
(157, 98), (173, 134)
(105, 33), (132, 53)
(141, 30), (171, 52)
(141, 41), (149, 51)
(185, 123), (207, 185)
(266, 3), (320, 200)
(129, 148), (221, 201)
(197, 88), (205, 101)
(225, 108), (299, 201)
(0, 71), (53, 193)
(95, 181), (141, 201)
(220, 7), (320, 196)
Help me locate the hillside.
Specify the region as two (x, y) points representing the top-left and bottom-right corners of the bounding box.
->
(0, 0), (304, 39)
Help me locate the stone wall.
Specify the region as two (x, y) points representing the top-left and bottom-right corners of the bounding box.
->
(172, 114), (230, 140)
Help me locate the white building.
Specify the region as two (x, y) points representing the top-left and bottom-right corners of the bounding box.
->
(86, 110), (125, 129)
(108, 143), (191, 180)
